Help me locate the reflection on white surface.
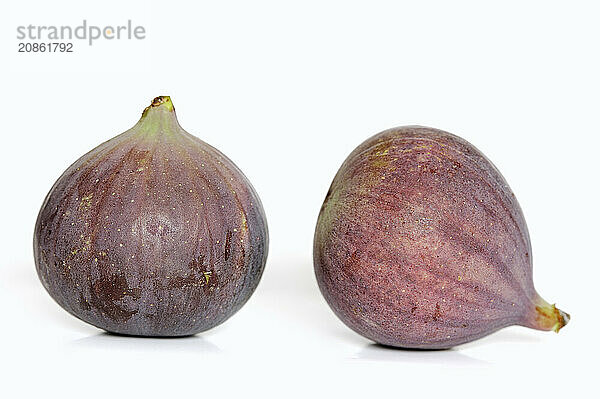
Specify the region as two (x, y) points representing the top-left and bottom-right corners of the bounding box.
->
(354, 343), (489, 365)
(68, 332), (222, 354)
(460, 327), (543, 348)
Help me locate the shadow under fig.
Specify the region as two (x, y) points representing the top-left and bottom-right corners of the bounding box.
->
(355, 343), (489, 366)
(69, 331), (222, 354)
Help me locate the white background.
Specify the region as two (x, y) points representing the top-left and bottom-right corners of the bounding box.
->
(2, 1), (598, 397)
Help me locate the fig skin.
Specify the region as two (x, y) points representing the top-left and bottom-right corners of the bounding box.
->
(34, 96), (268, 336)
(314, 126), (568, 349)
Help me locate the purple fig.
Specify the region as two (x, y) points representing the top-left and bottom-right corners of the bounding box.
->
(34, 96), (268, 336)
(314, 126), (568, 349)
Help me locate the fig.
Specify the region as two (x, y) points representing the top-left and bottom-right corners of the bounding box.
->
(314, 126), (569, 349)
(34, 96), (268, 336)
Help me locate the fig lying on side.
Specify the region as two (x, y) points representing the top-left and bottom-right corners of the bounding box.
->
(314, 126), (568, 349)
(34, 96), (268, 336)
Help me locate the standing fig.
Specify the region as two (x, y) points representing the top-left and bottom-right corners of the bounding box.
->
(34, 96), (268, 336)
(314, 126), (569, 349)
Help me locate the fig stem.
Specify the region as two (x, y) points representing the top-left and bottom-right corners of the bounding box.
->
(141, 96), (174, 118)
(135, 96), (180, 138)
(533, 298), (570, 333)
(150, 96), (173, 110)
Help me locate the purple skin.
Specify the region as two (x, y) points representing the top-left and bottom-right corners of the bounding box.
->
(34, 96), (268, 336)
(314, 126), (568, 349)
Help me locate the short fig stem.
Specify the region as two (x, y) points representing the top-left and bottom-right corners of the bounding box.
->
(150, 96), (173, 110)
(529, 297), (570, 332)
(135, 96), (180, 137)
(141, 96), (174, 118)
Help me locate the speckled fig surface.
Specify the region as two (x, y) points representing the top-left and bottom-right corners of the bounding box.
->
(34, 96), (268, 336)
(314, 126), (568, 349)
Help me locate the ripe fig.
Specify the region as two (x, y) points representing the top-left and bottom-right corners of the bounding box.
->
(34, 96), (268, 336)
(314, 126), (569, 349)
